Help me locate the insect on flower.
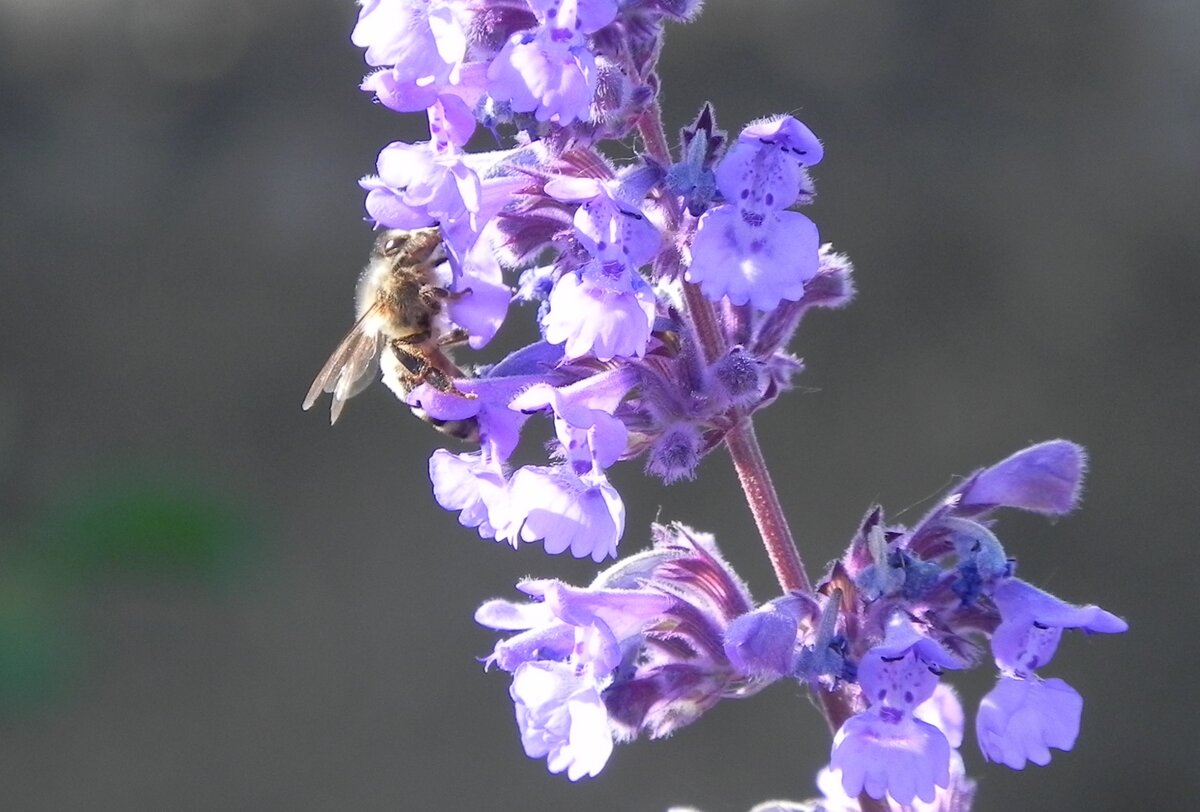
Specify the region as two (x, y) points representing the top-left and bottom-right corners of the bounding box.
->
(303, 227), (478, 437)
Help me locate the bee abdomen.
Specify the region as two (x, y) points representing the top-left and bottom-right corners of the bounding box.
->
(410, 407), (481, 443)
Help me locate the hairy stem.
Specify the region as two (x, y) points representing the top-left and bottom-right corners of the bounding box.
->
(722, 419), (812, 593)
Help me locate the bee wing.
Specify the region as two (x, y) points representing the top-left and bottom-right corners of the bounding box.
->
(303, 304), (384, 424)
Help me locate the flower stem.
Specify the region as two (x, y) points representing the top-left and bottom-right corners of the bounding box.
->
(722, 419), (812, 594)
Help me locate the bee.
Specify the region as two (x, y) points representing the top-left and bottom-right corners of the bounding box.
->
(303, 227), (478, 439)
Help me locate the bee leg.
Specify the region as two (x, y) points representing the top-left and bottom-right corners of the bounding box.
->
(391, 340), (475, 399)
(422, 285), (474, 303)
(436, 327), (470, 348)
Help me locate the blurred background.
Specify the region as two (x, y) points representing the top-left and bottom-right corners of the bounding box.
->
(0, 0), (1195, 809)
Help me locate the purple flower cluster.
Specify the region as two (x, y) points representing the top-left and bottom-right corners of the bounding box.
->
(476, 443), (1126, 803)
(335, 2), (1128, 808)
(476, 523), (771, 779)
(348, 1), (847, 563)
(744, 441), (1126, 808)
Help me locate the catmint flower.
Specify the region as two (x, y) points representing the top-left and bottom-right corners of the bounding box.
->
(429, 447), (512, 538)
(332, 1), (1130, 808)
(976, 577), (1127, 769)
(686, 115), (824, 310)
(813, 685), (976, 812)
(443, 232), (513, 349)
(498, 370), (637, 560)
(955, 439), (1086, 516)
(976, 675), (1084, 772)
(415, 343), (642, 560)
(504, 466), (625, 561)
(354, 2), (475, 112)
(509, 660), (613, 780)
(723, 594), (815, 678)
(829, 614), (965, 806)
(352, 0), (468, 75)
(361, 106), (525, 257)
(542, 268), (658, 360)
(478, 577), (673, 779)
(541, 176), (661, 360)
(486, 0), (618, 124)
(822, 440), (1124, 797)
(477, 525), (763, 778)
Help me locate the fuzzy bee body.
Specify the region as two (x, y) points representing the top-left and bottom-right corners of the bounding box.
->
(303, 227), (478, 439)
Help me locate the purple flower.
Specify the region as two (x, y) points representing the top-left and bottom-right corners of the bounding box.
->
(899, 440), (1090, 579)
(510, 661), (614, 780)
(989, 578), (1127, 677)
(832, 713), (951, 807)
(816, 686), (975, 812)
(829, 615), (964, 806)
(544, 176), (662, 268)
(361, 129), (523, 256)
(475, 573), (673, 778)
(478, 575), (670, 781)
(972, 577), (1126, 769)
(509, 370), (637, 469)
(976, 676), (1083, 770)
(352, 0), (467, 72)
(429, 448), (512, 539)
(419, 352), (641, 561)
(542, 266), (658, 360)
(505, 465), (625, 561)
(738, 114), (824, 165)
(686, 115), (823, 309)
(477, 525), (768, 777)
(540, 177), (661, 359)
(486, 0), (618, 124)
(955, 440), (1087, 516)
(723, 594), (812, 678)
(495, 370), (637, 561)
(446, 232), (512, 349)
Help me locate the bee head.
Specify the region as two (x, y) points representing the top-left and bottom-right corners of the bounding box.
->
(376, 227), (444, 265)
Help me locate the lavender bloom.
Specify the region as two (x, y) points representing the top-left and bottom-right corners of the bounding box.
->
(686, 115), (824, 309)
(477, 524), (769, 777)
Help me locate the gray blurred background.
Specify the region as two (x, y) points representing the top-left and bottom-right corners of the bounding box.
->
(0, 0), (1195, 809)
